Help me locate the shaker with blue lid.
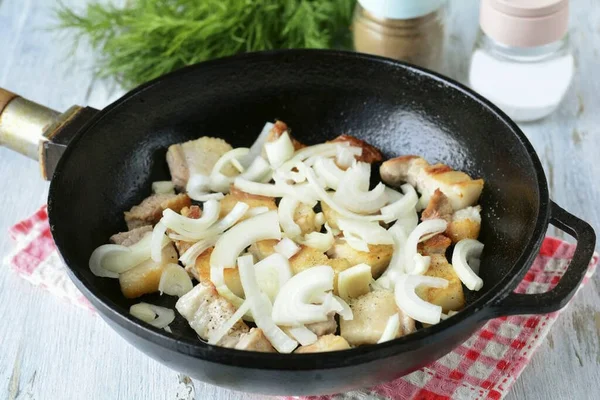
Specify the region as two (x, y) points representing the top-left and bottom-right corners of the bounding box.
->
(352, 0), (446, 71)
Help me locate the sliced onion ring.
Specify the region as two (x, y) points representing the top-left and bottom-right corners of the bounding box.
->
(210, 210), (282, 270)
(404, 219), (447, 275)
(237, 255), (298, 353)
(286, 325), (318, 346)
(274, 237), (300, 259)
(158, 263), (193, 297)
(130, 302), (175, 328)
(265, 131), (295, 168)
(394, 275), (448, 324)
(452, 239), (484, 291)
(377, 313), (400, 343)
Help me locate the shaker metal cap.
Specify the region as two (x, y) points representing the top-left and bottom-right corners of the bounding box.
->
(480, 0), (569, 47)
(358, 0), (444, 20)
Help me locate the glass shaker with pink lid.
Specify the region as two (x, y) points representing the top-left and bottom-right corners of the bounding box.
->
(469, 0), (574, 122)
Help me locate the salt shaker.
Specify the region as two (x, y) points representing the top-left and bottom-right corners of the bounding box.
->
(352, 0), (446, 71)
(469, 0), (574, 122)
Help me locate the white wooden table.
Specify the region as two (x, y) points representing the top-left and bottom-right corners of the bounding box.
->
(1, 1), (599, 399)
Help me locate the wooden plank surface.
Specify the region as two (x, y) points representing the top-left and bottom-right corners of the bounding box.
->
(0, 1), (598, 399)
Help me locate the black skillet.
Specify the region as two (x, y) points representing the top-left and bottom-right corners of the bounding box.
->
(0, 50), (595, 396)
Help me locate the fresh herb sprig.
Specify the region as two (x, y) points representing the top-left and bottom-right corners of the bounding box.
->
(56, 0), (355, 89)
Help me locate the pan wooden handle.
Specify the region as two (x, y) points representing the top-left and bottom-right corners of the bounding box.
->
(0, 87), (61, 161)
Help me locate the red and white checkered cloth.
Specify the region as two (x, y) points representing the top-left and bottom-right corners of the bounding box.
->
(5, 206), (599, 400)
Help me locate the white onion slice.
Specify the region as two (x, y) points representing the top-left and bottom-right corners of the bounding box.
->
(298, 162), (387, 222)
(234, 178), (288, 198)
(377, 314), (400, 343)
(278, 196), (302, 238)
(265, 131), (295, 168)
(207, 299), (251, 345)
(272, 265), (334, 326)
(130, 303), (156, 323)
(241, 157), (271, 182)
(336, 146), (361, 168)
(246, 206), (270, 218)
(394, 275), (448, 324)
(273, 168), (306, 184)
(152, 181), (175, 194)
(237, 255), (298, 353)
(164, 326), (172, 333)
(335, 181), (388, 215)
(151, 222), (169, 263)
(211, 211), (282, 269)
(338, 219), (393, 245)
(274, 237), (300, 259)
(280, 143), (359, 172)
(211, 265), (244, 307)
(312, 157), (345, 190)
(161, 200), (220, 236)
(179, 236), (219, 267)
(468, 258), (481, 275)
(314, 212), (325, 230)
(404, 219), (447, 275)
(209, 148), (250, 193)
(245, 122), (273, 165)
(331, 295), (353, 321)
(395, 210), (419, 235)
(254, 253), (293, 302)
(130, 302), (175, 328)
(345, 234), (370, 252)
(158, 263), (193, 297)
(452, 239), (485, 291)
(380, 184), (419, 223)
(410, 253), (431, 276)
(231, 158), (245, 173)
(186, 174), (214, 201)
(297, 223), (334, 252)
(376, 223), (411, 289)
(89, 245), (126, 278)
(94, 233), (163, 275)
(188, 201), (250, 241)
(384, 186), (403, 203)
(286, 325), (318, 346)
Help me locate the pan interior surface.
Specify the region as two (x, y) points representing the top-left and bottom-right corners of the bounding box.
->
(49, 50), (547, 359)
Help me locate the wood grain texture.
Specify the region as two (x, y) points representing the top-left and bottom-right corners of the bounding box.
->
(0, 1), (598, 399)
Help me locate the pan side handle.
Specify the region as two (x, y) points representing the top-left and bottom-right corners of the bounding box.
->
(0, 88), (98, 180)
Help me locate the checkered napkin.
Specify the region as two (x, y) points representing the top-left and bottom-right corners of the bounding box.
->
(5, 206), (599, 400)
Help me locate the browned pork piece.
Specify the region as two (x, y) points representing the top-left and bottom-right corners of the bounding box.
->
(340, 290), (416, 346)
(380, 156), (483, 210)
(416, 235), (465, 313)
(327, 239), (393, 279)
(166, 137), (234, 190)
(235, 328), (276, 352)
(120, 244), (179, 299)
(421, 189), (482, 243)
(187, 247), (244, 298)
(109, 226), (180, 298)
(220, 186), (277, 221)
(124, 193), (191, 230)
(176, 281), (250, 348)
(328, 134), (383, 164)
(306, 314), (337, 336)
(295, 335), (351, 353)
(110, 225), (152, 247)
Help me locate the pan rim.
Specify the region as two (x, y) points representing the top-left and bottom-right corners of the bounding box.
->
(48, 49), (550, 370)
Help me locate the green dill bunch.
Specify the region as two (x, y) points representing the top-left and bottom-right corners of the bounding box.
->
(56, 0), (356, 89)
